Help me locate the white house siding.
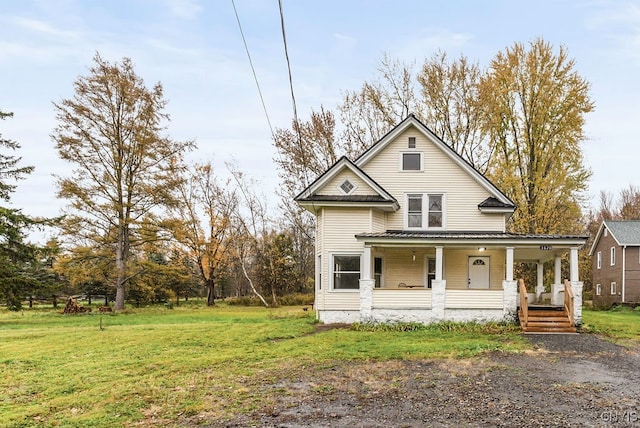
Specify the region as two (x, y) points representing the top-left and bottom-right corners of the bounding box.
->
(371, 210), (386, 233)
(372, 289), (432, 308)
(445, 290), (503, 309)
(317, 170), (377, 197)
(444, 249), (505, 290)
(360, 127), (504, 232)
(316, 207), (370, 311)
(382, 249), (431, 288)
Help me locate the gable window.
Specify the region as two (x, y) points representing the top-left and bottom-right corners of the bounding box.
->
(338, 178), (355, 195)
(610, 247), (616, 266)
(408, 136), (416, 148)
(596, 283), (601, 296)
(406, 193), (445, 229)
(597, 251), (602, 269)
(400, 152), (422, 171)
(331, 254), (361, 290)
(374, 257), (383, 288)
(611, 281), (617, 295)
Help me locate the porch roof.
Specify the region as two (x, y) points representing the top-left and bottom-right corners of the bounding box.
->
(355, 230), (588, 261)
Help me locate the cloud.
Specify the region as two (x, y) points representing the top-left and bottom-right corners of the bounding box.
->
(163, 0), (202, 20)
(10, 16), (81, 39)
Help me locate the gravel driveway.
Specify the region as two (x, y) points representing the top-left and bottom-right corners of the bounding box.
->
(223, 334), (640, 428)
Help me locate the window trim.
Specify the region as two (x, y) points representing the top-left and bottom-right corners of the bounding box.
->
(404, 193), (446, 230)
(595, 283), (601, 296)
(399, 152), (423, 172)
(329, 252), (362, 291)
(611, 281), (617, 295)
(610, 247), (616, 266)
(596, 251), (602, 269)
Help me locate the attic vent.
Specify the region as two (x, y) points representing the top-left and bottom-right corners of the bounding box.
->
(408, 137), (416, 148)
(339, 179), (355, 195)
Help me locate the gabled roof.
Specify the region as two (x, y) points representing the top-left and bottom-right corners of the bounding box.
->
(355, 114), (516, 210)
(589, 220), (640, 255)
(295, 156), (399, 212)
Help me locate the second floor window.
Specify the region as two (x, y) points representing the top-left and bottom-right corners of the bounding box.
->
(406, 193), (444, 229)
(611, 247), (616, 266)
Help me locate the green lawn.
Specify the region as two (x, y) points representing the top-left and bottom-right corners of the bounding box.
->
(0, 303), (637, 427)
(582, 306), (640, 343)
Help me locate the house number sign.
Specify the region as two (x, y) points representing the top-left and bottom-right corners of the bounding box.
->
(539, 245), (552, 250)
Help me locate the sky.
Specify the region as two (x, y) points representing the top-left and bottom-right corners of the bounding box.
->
(2, 0), (640, 243)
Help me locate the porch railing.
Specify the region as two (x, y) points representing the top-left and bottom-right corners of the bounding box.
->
(564, 279), (575, 326)
(518, 278), (528, 327)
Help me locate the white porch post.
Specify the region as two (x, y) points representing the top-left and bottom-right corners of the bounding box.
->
(506, 247), (514, 282)
(536, 262), (544, 303)
(432, 246), (445, 319)
(551, 256), (563, 306)
(502, 247), (517, 322)
(569, 246), (583, 325)
(570, 247), (579, 282)
(359, 245), (374, 321)
(435, 246), (443, 281)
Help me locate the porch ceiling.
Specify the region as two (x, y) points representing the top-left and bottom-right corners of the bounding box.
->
(355, 230), (587, 263)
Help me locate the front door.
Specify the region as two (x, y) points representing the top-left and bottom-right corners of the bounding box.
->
(468, 256), (490, 289)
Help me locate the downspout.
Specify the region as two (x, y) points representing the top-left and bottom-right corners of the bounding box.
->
(622, 245), (626, 303)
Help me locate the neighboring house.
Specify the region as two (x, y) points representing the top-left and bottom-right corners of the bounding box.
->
(590, 220), (640, 304)
(295, 115), (587, 327)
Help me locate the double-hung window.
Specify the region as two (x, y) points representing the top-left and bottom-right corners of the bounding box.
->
(332, 254), (361, 290)
(610, 247), (616, 266)
(406, 193), (444, 229)
(596, 251), (602, 269)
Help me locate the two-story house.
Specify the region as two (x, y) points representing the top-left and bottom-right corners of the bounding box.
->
(590, 220), (640, 305)
(295, 115), (587, 328)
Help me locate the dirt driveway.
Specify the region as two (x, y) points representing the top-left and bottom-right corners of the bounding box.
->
(223, 334), (640, 427)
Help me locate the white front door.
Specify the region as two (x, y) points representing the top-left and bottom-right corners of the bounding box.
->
(468, 256), (490, 289)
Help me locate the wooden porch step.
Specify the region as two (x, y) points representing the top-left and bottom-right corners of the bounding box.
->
(519, 307), (576, 334)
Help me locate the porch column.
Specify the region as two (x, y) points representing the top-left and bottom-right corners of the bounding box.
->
(432, 246), (445, 319)
(359, 245), (374, 321)
(505, 247), (514, 282)
(503, 247), (517, 322)
(570, 247), (579, 282)
(536, 262), (544, 303)
(552, 256), (563, 305)
(569, 246), (583, 325)
(435, 246), (443, 281)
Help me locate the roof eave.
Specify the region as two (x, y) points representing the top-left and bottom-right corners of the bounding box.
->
(298, 200), (400, 212)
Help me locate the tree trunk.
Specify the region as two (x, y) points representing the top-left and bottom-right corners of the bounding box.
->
(206, 278), (215, 306)
(114, 225), (129, 310)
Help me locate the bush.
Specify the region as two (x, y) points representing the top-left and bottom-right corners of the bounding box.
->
(225, 293), (314, 307)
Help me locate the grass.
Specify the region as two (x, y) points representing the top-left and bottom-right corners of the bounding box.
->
(582, 306), (640, 344)
(0, 303), (529, 427)
(3, 303), (639, 427)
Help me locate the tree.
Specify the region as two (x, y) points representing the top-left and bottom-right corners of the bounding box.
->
(170, 162), (236, 306)
(417, 51), (492, 173)
(480, 38), (593, 234)
(0, 110), (51, 310)
(52, 54), (194, 310)
(338, 54), (418, 156)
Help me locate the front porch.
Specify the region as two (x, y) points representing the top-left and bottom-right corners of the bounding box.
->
(318, 233), (586, 327)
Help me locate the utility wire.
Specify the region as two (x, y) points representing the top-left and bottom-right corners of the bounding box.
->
(278, 0), (312, 190)
(231, 0), (275, 138)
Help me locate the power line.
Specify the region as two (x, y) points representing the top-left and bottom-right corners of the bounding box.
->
(231, 0), (274, 138)
(278, 0), (313, 190)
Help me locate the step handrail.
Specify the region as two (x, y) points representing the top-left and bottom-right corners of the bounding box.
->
(518, 278), (528, 327)
(564, 279), (575, 326)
